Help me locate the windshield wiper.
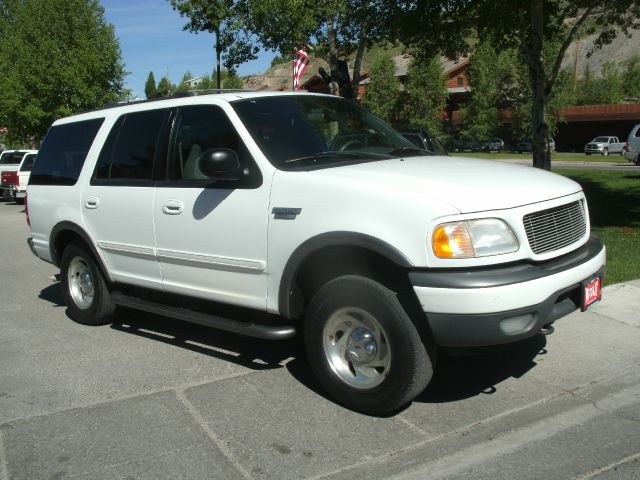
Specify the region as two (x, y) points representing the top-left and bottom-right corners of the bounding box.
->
(284, 150), (381, 165)
(386, 146), (431, 158)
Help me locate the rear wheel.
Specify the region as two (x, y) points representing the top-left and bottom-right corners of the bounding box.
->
(304, 275), (434, 414)
(61, 243), (115, 326)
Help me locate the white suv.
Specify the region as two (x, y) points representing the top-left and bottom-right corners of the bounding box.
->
(26, 92), (606, 414)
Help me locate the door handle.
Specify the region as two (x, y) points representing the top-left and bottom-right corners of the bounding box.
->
(84, 197), (99, 209)
(162, 200), (184, 215)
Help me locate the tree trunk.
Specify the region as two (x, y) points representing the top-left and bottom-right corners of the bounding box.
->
(527, 0), (550, 170)
(215, 27), (221, 89)
(352, 5), (369, 100)
(326, 16), (339, 82)
(352, 24), (368, 100)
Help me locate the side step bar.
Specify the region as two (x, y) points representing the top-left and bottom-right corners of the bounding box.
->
(110, 292), (296, 340)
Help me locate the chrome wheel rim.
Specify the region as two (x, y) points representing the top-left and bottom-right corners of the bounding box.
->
(322, 307), (391, 389)
(68, 256), (94, 309)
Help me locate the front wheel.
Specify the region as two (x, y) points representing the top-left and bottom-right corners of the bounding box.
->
(60, 243), (115, 326)
(602, 148), (609, 156)
(304, 275), (434, 414)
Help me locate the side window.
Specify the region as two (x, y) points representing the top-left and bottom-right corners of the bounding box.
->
(20, 154), (37, 172)
(95, 109), (167, 181)
(635, 127), (640, 138)
(29, 119), (104, 186)
(168, 105), (250, 181)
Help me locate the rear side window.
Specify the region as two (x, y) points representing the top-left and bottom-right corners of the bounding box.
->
(635, 127), (640, 138)
(0, 151), (28, 165)
(29, 119), (104, 186)
(20, 153), (37, 171)
(95, 109), (167, 182)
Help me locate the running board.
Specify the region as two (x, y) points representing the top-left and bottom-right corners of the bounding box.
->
(110, 291), (296, 340)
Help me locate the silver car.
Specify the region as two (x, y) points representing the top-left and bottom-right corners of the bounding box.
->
(623, 125), (640, 164)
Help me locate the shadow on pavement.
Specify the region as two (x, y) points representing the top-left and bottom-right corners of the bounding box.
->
(110, 308), (302, 371)
(416, 334), (547, 404)
(38, 281), (549, 410)
(39, 282), (65, 306)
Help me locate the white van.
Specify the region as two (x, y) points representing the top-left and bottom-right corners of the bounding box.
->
(623, 124), (640, 164)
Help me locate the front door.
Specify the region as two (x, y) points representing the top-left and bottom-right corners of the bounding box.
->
(153, 104), (269, 310)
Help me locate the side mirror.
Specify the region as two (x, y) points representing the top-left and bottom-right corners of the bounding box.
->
(197, 148), (242, 180)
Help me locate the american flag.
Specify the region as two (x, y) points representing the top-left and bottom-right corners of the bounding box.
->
(293, 49), (309, 91)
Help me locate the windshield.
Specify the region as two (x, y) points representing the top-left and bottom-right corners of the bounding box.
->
(592, 137), (610, 142)
(231, 95), (427, 170)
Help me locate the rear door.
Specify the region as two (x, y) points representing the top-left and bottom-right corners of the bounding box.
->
(81, 108), (169, 290)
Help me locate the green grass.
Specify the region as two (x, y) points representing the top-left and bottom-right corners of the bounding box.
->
(460, 152), (628, 163)
(553, 169), (640, 286)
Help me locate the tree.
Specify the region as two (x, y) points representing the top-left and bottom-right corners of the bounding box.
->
(156, 77), (172, 97)
(145, 72), (157, 99)
(223, 70), (244, 89)
(404, 57), (447, 136)
(0, 0), (125, 140)
(622, 55), (640, 99)
(461, 42), (504, 142)
(361, 53), (399, 122)
(390, 0), (640, 170)
(169, 0), (259, 88)
(243, 0), (392, 98)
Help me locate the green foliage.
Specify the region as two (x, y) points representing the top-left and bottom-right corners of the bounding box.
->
(361, 53), (399, 122)
(577, 61), (625, 104)
(0, 0), (125, 140)
(389, 0), (640, 170)
(223, 70), (244, 89)
(169, 0), (259, 70)
(622, 55), (640, 99)
(403, 56), (447, 136)
(145, 72), (157, 99)
(156, 77), (172, 97)
(462, 42), (504, 141)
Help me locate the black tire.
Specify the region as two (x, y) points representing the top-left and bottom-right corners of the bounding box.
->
(585, 153), (591, 156)
(603, 148), (609, 156)
(304, 275), (434, 415)
(60, 243), (115, 326)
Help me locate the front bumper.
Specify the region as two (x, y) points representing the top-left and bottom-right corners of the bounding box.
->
(410, 236), (606, 347)
(584, 146), (604, 154)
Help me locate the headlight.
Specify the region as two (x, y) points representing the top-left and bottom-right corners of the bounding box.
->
(432, 219), (519, 259)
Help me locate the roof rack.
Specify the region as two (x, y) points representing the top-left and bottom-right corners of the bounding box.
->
(101, 89), (256, 110)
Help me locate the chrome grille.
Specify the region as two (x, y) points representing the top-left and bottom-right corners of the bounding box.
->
(523, 201), (586, 254)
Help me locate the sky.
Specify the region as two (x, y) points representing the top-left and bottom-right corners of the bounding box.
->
(100, 0), (276, 99)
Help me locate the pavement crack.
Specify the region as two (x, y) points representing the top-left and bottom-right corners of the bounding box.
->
(575, 451), (640, 479)
(175, 390), (253, 480)
(0, 429), (8, 480)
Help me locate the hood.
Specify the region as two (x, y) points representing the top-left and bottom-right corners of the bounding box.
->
(310, 155), (582, 214)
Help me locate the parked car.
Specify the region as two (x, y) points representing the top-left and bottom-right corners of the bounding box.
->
(481, 138), (504, 152)
(516, 138), (556, 153)
(26, 92), (605, 415)
(0, 150), (34, 200)
(454, 139), (482, 152)
(623, 124), (640, 164)
(13, 151), (37, 204)
(584, 136), (626, 156)
(399, 128), (448, 156)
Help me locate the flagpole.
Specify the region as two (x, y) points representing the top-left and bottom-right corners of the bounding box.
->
(292, 50), (295, 92)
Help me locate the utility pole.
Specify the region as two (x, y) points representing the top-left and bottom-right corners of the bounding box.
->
(215, 27), (221, 89)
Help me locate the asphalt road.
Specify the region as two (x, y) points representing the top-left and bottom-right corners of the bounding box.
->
(1, 200), (640, 480)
